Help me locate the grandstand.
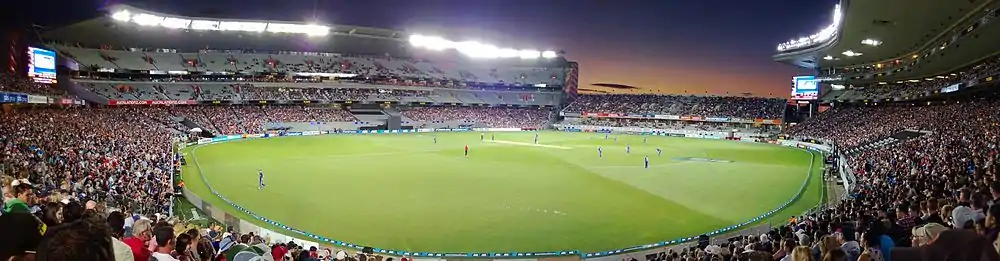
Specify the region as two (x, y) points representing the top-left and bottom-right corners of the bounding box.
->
(3, 0), (1000, 260)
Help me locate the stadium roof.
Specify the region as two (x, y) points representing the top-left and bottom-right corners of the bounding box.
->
(41, 4), (563, 62)
(774, 0), (1000, 82)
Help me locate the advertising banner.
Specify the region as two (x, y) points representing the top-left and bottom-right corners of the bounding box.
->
(108, 100), (198, 105)
(705, 117), (729, 122)
(302, 131), (320, 136)
(654, 115), (680, 120)
(286, 132), (303, 136)
(197, 138), (213, 145)
(27, 95), (47, 104)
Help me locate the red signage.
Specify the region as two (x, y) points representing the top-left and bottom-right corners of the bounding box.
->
(108, 100), (197, 105)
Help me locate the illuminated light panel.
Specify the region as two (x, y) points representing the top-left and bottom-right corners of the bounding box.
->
(219, 21), (267, 32)
(267, 23), (330, 36)
(132, 13), (164, 26)
(822, 55), (834, 60)
(861, 39), (882, 46)
(842, 50), (862, 57)
(518, 50), (541, 59)
(160, 17), (192, 29)
(541, 50), (558, 58)
(111, 10), (132, 22)
(776, 4), (842, 51)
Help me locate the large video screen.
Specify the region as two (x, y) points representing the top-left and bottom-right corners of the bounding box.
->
(791, 75), (819, 100)
(28, 47), (57, 84)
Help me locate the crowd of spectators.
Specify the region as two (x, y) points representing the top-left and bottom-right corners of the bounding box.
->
(0, 74), (65, 96)
(563, 94), (785, 119)
(826, 56), (1000, 101)
(0, 108), (175, 218)
(402, 106), (551, 129)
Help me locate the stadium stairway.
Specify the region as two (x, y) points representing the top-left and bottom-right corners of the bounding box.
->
(843, 129), (932, 155)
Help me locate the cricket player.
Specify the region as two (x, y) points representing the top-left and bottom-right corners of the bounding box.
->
(598, 146), (603, 158)
(481, 132), (485, 141)
(464, 144), (469, 157)
(258, 169), (266, 190)
(644, 155), (649, 169)
(433, 135), (437, 144)
(626, 144), (631, 154)
(643, 136), (647, 144)
(534, 132), (539, 144)
(657, 147), (662, 157)
(491, 133), (495, 141)
(605, 133), (609, 140)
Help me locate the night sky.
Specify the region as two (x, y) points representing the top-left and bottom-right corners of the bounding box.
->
(17, 0), (839, 97)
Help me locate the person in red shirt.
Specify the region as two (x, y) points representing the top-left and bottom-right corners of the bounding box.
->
(464, 144), (469, 157)
(271, 244), (287, 261)
(122, 219), (153, 261)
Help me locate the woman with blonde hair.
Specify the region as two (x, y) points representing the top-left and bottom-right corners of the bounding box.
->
(818, 235), (840, 256)
(792, 246), (813, 261)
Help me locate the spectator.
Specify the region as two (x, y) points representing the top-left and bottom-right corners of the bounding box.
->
(152, 225), (180, 261)
(40, 202), (63, 226)
(108, 211), (136, 261)
(822, 249), (847, 261)
(0, 213), (45, 261)
(35, 215), (115, 261)
(2, 181), (34, 214)
(123, 219), (154, 261)
(792, 246), (813, 261)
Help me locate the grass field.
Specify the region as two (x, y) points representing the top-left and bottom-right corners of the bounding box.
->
(181, 131), (823, 254)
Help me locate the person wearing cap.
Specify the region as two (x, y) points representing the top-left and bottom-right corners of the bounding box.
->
(0, 213), (45, 261)
(913, 223), (947, 246)
(3, 182), (34, 214)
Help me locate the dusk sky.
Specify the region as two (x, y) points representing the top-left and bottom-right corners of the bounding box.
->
(18, 0), (839, 97)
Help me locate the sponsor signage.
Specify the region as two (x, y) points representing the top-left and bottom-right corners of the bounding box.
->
(109, 100), (197, 105)
(0, 92), (28, 103)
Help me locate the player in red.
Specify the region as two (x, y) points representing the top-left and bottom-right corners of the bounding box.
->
(464, 144), (469, 157)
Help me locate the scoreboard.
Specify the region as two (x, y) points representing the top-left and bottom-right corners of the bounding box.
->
(791, 75), (819, 100)
(28, 47), (57, 84)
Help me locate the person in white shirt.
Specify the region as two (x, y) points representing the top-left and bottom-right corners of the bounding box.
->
(151, 225), (180, 261)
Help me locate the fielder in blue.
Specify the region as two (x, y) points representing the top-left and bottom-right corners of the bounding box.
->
(657, 147), (662, 157)
(534, 132), (539, 144)
(644, 155), (649, 169)
(258, 169), (266, 190)
(626, 144), (631, 154)
(598, 146), (603, 158)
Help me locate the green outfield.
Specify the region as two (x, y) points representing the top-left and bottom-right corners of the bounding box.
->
(181, 131), (823, 254)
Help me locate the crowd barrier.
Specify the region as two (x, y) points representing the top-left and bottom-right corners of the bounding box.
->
(182, 128), (828, 260)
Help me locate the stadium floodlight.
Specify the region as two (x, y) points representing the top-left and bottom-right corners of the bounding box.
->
(518, 49), (541, 59)
(411, 35), (453, 51)
(219, 21), (267, 32)
(160, 17), (192, 29)
(111, 10), (132, 22)
(132, 13), (165, 26)
(541, 50), (558, 58)
(267, 23), (329, 36)
(776, 4), (842, 52)
(497, 48), (519, 58)
(823, 55), (834, 60)
(455, 41), (500, 58)
(861, 39), (882, 46)
(190, 20), (221, 30)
